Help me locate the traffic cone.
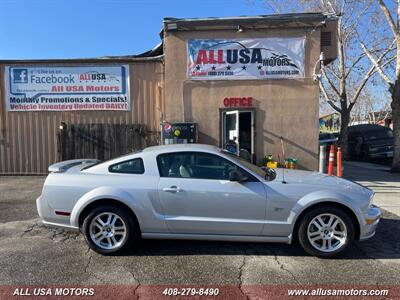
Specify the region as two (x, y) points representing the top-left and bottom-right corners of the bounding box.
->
(337, 147), (342, 177)
(328, 145), (335, 176)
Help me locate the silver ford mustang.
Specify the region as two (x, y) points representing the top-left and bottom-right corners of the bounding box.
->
(37, 144), (381, 257)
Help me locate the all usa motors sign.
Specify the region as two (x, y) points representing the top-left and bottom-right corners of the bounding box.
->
(5, 65), (130, 111)
(187, 37), (305, 80)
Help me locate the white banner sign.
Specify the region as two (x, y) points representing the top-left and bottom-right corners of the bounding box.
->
(5, 65), (130, 111)
(187, 37), (305, 80)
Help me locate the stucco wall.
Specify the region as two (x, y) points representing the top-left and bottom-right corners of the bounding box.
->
(164, 28), (321, 170)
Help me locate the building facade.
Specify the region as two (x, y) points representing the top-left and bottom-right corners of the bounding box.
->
(0, 13), (337, 174)
(0, 59), (164, 174)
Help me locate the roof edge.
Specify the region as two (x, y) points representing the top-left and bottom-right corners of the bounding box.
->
(164, 12), (336, 26)
(0, 54), (164, 64)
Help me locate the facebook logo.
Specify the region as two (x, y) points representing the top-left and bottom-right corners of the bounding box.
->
(12, 69), (28, 83)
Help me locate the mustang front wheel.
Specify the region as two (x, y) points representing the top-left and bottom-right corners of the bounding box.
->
(298, 206), (355, 258)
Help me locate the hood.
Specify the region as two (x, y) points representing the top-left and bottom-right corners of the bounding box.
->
(274, 168), (372, 196)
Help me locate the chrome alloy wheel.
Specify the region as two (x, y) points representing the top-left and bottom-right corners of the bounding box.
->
(307, 213), (347, 253)
(89, 212), (127, 250)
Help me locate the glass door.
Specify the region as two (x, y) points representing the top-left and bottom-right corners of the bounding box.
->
(222, 110), (239, 155)
(221, 110), (254, 162)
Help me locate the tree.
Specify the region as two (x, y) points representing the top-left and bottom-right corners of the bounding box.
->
(317, 0), (395, 159)
(360, 0), (400, 172)
(262, 0), (394, 159)
(350, 87), (391, 125)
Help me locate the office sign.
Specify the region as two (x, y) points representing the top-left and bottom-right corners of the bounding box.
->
(5, 65), (130, 111)
(223, 97), (253, 107)
(187, 37), (305, 80)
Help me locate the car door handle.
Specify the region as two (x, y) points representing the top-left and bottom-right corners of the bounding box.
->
(162, 186), (183, 193)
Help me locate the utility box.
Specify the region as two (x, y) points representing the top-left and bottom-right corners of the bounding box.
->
(163, 122), (198, 144)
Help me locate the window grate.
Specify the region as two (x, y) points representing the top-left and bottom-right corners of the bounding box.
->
(321, 32), (332, 47)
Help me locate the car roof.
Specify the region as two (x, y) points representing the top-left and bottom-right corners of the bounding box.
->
(142, 143), (220, 154)
(83, 144), (223, 174)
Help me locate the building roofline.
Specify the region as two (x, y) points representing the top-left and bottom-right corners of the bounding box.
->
(164, 12), (335, 23)
(163, 12), (337, 31)
(0, 13), (337, 63)
(0, 54), (164, 64)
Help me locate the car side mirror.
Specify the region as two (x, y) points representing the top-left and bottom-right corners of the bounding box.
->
(229, 170), (247, 182)
(265, 168), (277, 181)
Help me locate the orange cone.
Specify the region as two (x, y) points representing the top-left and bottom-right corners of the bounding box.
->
(328, 145), (335, 176)
(337, 147), (342, 177)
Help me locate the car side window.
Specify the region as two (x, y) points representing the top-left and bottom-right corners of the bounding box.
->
(109, 158), (144, 174)
(157, 152), (257, 181)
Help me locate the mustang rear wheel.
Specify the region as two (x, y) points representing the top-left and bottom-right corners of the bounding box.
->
(298, 206), (355, 258)
(82, 205), (138, 255)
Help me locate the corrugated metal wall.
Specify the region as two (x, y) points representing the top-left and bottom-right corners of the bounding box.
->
(0, 60), (164, 174)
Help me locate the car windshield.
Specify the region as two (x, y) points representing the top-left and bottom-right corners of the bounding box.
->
(222, 150), (267, 178)
(364, 129), (393, 141)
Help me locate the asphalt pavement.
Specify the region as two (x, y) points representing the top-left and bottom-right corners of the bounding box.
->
(0, 168), (399, 298)
(343, 161), (400, 216)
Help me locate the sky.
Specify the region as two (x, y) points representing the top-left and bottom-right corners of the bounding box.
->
(0, 0), (271, 59)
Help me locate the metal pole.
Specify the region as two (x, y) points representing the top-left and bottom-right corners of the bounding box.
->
(160, 111), (164, 145)
(319, 145), (326, 173)
(337, 147), (342, 177)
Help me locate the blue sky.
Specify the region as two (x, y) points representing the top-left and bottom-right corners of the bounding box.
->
(0, 0), (270, 59)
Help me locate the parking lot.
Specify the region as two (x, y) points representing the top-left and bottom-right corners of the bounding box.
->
(0, 165), (399, 298)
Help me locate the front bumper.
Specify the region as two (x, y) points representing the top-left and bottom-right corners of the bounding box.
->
(359, 205), (382, 241)
(368, 151), (393, 159)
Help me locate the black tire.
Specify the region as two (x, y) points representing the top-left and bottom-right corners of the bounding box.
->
(298, 206), (355, 258)
(82, 205), (139, 255)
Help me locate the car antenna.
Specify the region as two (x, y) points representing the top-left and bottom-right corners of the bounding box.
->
(280, 137), (287, 184)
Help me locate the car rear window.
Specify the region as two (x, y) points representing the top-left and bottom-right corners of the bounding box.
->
(82, 150), (143, 171)
(109, 158), (144, 174)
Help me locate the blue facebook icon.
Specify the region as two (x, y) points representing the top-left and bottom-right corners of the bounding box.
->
(12, 69), (28, 83)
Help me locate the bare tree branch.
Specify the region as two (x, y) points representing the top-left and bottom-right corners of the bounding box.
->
(325, 65), (341, 80)
(320, 81), (342, 112)
(351, 44), (396, 105)
(360, 39), (396, 85)
(343, 2), (372, 36)
(343, 3), (367, 42)
(336, 15), (347, 101)
(345, 53), (367, 80)
(321, 67), (341, 97)
(371, 56), (396, 74)
(378, 0), (399, 38)
(350, 66), (374, 109)
(321, 0), (338, 15)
